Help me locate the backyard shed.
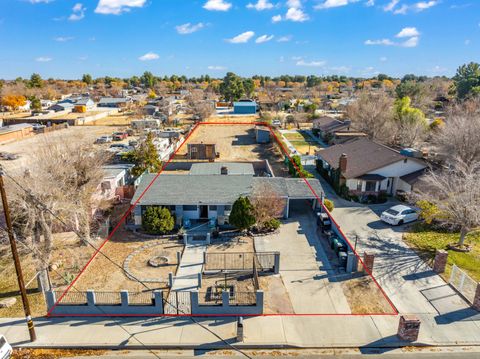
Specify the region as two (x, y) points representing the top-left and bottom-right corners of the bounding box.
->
(255, 126), (271, 143)
(234, 101), (257, 115)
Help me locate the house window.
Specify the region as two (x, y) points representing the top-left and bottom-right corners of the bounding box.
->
(183, 205), (197, 211)
(224, 205), (232, 211)
(357, 181), (362, 191)
(190, 147), (198, 153)
(365, 181), (377, 192)
(209, 205), (217, 211)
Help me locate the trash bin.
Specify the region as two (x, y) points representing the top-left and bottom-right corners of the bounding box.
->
(335, 241), (346, 255)
(339, 252), (348, 268)
(331, 237), (339, 250)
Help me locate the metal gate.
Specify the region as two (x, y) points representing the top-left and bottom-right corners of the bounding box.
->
(163, 291), (191, 315)
(449, 264), (479, 304)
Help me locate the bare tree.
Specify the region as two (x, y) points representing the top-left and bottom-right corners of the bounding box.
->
(250, 182), (285, 229)
(434, 97), (480, 167)
(416, 161), (480, 247)
(185, 89), (214, 121)
(346, 90), (394, 143)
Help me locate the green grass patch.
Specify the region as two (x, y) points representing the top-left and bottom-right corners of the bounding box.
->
(404, 223), (480, 281)
(283, 131), (311, 142)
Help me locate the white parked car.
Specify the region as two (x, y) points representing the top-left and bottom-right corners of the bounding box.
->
(95, 135), (113, 144)
(381, 205), (419, 226)
(0, 335), (12, 359)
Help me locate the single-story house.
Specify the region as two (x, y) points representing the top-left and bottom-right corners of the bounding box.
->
(187, 143), (217, 160)
(130, 163), (323, 228)
(233, 101), (257, 115)
(98, 97), (130, 108)
(48, 102), (75, 112)
(330, 131), (367, 145)
(188, 162), (255, 176)
(74, 98), (95, 112)
(312, 116), (351, 140)
(316, 137), (427, 197)
(0, 123), (34, 144)
(143, 104), (159, 116)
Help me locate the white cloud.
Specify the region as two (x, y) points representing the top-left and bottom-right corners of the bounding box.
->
(138, 52), (159, 61)
(385, 0), (438, 14)
(175, 22), (205, 34)
(285, 7), (309, 21)
(69, 3), (86, 21)
(366, 0), (375, 6)
(401, 36), (419, 47)
(396, 27), (420, 38)
(247, 0), (274, 10)
(203, 0), (232, 11)
(329, 66), (351, 73)
(277, 35), (292, 42)
(95, 0), (147, 15)
(287, 0), (302, 7)
(380, 56), (387, 62)
(54, 36), (74, 42)
(365, 39), (395, 46)
(315, 0), (352, 10)
(227, 31), (255, 43)
(256, 34), (274, 43)
(208, 65), (227, 70)
(272, 14), (282, 22)
(296, 59), (326, 67)
(35, 57), (52, 62)
(29, 0), (53, 3)
(431, 65), (446, 73)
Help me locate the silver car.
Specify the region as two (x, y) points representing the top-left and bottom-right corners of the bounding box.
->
(380, 205), (419, 226)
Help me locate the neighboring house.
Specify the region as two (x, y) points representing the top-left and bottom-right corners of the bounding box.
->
(48, 102), (75, 112)
(154, 137), (175, 161)
(312, 116), (351, 141)
(143, 104), (159, 116)
(316, 138), (427, 197)
(233, 101), (257, 115)
(130, 162), (323, 228)
(40, 100), (54, 109)
(74, 98), (95, 112)
(131, 119), (162, 130)
(0, 123), (34, 144)
(330, 131), (367, 145)
(98, 97), (131, 108)
(96, 164), (136, 203)
(187, 143), (217, 160)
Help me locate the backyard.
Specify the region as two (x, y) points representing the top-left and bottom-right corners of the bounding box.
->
(174, 124), (290, 177)
(282, 130), (323, 155)
(404, 223), (480, 282)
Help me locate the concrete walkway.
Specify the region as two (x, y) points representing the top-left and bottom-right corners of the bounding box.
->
(171, 244), (206, 291)
(255, 202), (350, 314)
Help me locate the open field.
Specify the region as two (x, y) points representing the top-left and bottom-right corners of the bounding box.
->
(175, 124), (290, 177)
(88, 113), (133, 126)
(404, 223), (480, 282)
(206, 114), (258, 123)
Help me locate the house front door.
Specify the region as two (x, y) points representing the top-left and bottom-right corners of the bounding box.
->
(387, 177), (395, 195)
(200, 205), (208, 219)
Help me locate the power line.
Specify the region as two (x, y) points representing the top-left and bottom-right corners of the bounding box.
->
(2, 169), (253, 359)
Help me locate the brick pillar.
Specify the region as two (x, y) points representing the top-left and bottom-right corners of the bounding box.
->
(397, 315), (421, 342)
(473, 284), (480, 311)
(363, 252), (375, 274)
(433, 249), (448, 274)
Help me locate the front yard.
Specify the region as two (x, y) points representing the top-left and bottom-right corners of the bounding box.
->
(404, 223), (480, 281)
(282, 131), (323, 155)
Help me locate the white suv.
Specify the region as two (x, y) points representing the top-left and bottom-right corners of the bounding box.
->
(381, 205), (419, 226)
(0, 335), (12, 359)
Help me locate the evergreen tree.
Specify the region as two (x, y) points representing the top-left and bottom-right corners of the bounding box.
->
(229, 196), (255, 231)
(142, 206), (175, 234)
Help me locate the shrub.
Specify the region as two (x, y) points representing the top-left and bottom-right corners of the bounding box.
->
(324, 198), (334, 212)
(229, 196), (256, 230)
(263, 218), (281, 231)
(377, 192), (388, 203)
(430, 118), (444, 130)
(142, 206), (175, 234)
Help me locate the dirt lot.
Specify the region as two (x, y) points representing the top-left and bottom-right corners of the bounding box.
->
(207, 236), (254, 254)
(88, 113), (133, 126)
(341, 275), (394, 314)
(175, 124), (290, 177)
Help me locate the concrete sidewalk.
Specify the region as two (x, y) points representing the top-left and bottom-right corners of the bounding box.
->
(1, 313), (480, 350)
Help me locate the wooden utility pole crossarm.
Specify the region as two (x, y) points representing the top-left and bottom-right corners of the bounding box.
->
(0, 166), (36, 342)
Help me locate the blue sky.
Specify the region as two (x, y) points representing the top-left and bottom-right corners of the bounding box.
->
(0, 0), (479, 79)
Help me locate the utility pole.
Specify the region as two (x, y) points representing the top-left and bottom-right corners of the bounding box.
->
(0, 167), (36, 342)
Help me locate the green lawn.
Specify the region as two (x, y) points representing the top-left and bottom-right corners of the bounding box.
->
(404, 224), (480, 282)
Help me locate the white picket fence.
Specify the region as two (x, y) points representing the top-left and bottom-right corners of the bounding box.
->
(449, 264), (478, 304)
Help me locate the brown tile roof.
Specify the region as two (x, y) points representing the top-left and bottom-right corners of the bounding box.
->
(316, 138), (406, 179)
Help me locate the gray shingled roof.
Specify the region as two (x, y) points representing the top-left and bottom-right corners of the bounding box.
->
(189, 162), (255, 176)
(131, 174), (323, 206)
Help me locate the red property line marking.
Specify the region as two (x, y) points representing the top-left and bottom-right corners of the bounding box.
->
(48, 120), (397, 317)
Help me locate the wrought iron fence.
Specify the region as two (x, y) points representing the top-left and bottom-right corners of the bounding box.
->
(229, 291), (257, 306)
(449, 265), (478, 304)
(128, 292), (154, 306)
(94, 291), (122, 305)
(205, 252), (276, 272)
(198, 290), (223, 306)
(55, 291), (87, 305)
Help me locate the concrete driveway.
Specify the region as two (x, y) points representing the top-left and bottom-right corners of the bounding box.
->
(255, 201), (350, 314)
